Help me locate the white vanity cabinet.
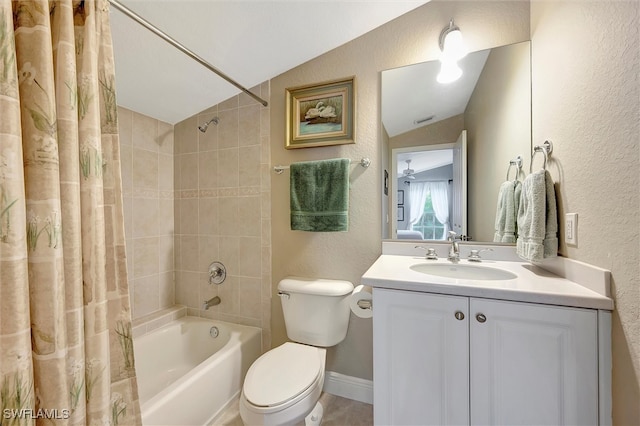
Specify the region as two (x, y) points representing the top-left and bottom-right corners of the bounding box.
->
(373, 288), (600, 426)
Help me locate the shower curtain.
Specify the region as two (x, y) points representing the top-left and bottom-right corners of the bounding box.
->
(0, 0), (140, 424)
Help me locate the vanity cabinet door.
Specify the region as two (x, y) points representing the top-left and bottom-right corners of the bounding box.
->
(470, 298), (598, 426)
(373, 288), (469, 426)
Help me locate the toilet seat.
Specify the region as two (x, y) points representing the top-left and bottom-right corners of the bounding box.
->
(243, 342), (324, 411)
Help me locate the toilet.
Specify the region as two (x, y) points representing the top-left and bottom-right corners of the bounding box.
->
(239, 277), (354, 426)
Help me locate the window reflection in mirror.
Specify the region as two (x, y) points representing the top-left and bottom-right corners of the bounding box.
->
(381, 41), (531, 243)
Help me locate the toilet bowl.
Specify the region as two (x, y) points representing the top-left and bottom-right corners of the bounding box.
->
(239, 343), (326, 426)
(239, 277), (353, 426)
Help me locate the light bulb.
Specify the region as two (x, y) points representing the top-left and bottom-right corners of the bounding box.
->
(440, 29), (467, 62)
(437, 60), (463, 84)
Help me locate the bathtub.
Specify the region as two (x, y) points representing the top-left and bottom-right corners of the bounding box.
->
(133, 316), (262, 425)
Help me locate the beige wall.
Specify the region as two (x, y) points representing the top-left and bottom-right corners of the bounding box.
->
(173, 84), (273, 350)
(530, 2), (639, 424)
(118, 107), (175, 319)
(270, 1), (530, 379)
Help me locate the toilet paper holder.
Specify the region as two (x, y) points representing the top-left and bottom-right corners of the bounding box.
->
(357, 299), (372, 310)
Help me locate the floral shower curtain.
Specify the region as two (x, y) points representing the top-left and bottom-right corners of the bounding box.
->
(0, 0), (140, 424)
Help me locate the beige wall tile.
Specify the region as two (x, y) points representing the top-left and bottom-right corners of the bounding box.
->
(180, 235), (199, 273)
(158, 153), (174, 191)
(123, 196), (133, 240)
(238, 277), (262, 319)
(132, 148), (158, 190)
(198, 114), (219, 152)
(218, 108), (239, 149)
(238, 145), (261, 187)
(198, 151), (218, 189)
(199, 273), (219, 312)
(179, 153), (199, 190)
(198, 198), (219, 235)
(133, 275), (160, 318)
(218, 236), (239, 275)
(219, 95), (238, 111)
(157, 120), (174, 154)
(132, 197), (158, 238)
(237, 196), (261, 237)
(238, 237), (261, 278)
(120, 109), (176, 320)
(217, 148), (239, 188)
(157, 198), (174, 236)
(159, 271), (174, 309)
(117, 107), (133, 146)
(132, 111), (159, 152)
(218, 197), (239, 235)
(120, 144), (132, 191)
(133, 237), (159, 278)
(175, 271), (200, 308)
(179, 198), (199, 235)
(216, 275), (238, 316)
(198, 235), (220, 272)
(239, 105), (260, 147)
(158, 235), (174, 273)
(174, 116), (198, 154)
(170, 83), (270, 340)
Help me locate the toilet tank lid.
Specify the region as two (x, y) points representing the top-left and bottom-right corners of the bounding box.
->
(278, 277), (354, 296)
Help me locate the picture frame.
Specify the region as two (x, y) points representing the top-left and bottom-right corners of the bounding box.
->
(285, 77), (356, 149)
(397, 206), (404, 221)
(397, 190), (404, 206)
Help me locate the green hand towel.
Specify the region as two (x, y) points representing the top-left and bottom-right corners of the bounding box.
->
(290, 158), (350, 232)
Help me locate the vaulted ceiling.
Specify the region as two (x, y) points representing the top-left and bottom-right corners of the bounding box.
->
(110, 0), (429, 124)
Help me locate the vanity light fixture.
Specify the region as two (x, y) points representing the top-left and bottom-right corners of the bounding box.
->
(438, 19), (468, 62)
(437, 19), (467, 84)
(437, 60), (463, 84)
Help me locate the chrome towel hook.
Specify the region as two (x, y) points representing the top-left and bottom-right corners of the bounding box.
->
(530, 140), (553, 173)
(506, 155), (523, 182)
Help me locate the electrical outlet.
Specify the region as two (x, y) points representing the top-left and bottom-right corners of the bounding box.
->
(565, 213), (578, 245)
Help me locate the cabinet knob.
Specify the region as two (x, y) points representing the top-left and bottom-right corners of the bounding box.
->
(476, 313), (487, 323)
(454, 311), (465, 321)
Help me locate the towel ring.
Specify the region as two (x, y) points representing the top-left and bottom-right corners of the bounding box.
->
(530, 141), (553, 173)
(506, 156), (523, 181)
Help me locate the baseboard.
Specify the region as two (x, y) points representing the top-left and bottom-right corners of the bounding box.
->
(323, 371), (373, 405)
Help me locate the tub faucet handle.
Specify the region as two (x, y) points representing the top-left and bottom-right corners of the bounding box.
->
(208, 261), (226, 285)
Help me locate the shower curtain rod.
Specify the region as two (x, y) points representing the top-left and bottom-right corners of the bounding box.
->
(108, 0), (269, 107)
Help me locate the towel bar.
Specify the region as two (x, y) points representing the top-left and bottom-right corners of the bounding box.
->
(273, 157), (371, 174)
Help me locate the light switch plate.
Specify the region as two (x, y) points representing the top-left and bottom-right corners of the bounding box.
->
(565, 213), (578, 245)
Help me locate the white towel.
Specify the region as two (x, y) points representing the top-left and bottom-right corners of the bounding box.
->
(493, 181), (521, 243)
(516, 169), (558, 262)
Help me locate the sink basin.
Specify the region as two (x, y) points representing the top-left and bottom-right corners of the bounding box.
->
(410, 263), (517, 281)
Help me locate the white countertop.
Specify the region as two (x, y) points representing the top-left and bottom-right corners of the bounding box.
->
(361, 254), (614, 310)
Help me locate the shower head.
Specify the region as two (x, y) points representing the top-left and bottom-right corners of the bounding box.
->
(198, 117), (219, 133)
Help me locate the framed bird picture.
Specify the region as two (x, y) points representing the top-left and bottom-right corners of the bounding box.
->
(285, 77), (355, 149)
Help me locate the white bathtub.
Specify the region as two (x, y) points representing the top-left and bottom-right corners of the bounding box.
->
(134, 316), (262, 425)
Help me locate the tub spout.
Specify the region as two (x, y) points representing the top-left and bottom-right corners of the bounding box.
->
(203, 296), (221, 310)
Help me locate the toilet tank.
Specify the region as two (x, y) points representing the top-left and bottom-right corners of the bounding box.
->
(278, 277), (354, 347)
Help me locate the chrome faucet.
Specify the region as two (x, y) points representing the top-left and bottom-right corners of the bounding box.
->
(447, 231), (460, 263)
(203, 296), (221, 310)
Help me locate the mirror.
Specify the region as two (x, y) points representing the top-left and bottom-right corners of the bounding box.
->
(381, 41), (531, 243)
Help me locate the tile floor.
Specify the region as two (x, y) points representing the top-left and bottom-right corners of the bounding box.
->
(213, 393), (373, 426)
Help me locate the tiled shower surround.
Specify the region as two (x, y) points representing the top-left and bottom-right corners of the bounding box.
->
(119, 107), (175, 318)
(119, 83), (272, 350)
